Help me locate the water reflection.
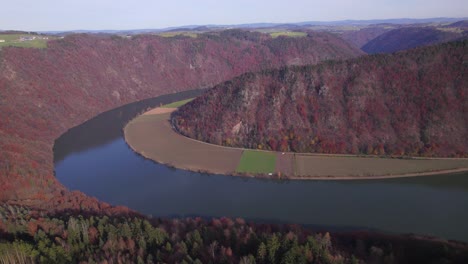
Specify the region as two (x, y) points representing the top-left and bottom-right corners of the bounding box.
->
(344, 173), (468, 192)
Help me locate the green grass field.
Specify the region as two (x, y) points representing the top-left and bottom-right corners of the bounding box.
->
(158, 32), (198, 38)
(236, 150), (277, 174)
(436, 27), (464, 33)
(270, 31), (307, 38)
(0, 34), (52, 49)
(161, 98), (194, 108)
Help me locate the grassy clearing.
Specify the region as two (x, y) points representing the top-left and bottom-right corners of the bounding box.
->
(270, 31), (307, 38)
(236, 150), (277, 174)
(436, 27), (464, 33)
(0, 34), (52, 49)
(161, 98), (194, 108)
(158, 32), (198, 38)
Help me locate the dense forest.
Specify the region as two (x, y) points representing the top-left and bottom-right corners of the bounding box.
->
(172, 41), (468, 157)
(0, 30), (361, 204)
(2, 204), (468, 263)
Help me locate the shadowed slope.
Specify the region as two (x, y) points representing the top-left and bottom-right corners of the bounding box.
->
(362, 27), (467, 54)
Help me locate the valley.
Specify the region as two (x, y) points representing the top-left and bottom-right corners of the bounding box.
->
(1, 17), (468, 262)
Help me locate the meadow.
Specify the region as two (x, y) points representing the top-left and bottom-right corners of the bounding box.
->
(161, 98), (194, 108)
(236, 150), (277, 174)
(269, 31), (307, 38)
(0, 34), (52, 49)
(158, 32), (198, 38)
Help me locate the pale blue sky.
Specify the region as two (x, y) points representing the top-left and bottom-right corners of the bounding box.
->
(1, 0), (467, 31)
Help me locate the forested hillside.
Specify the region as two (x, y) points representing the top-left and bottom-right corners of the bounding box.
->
(173, 41), (468, 157)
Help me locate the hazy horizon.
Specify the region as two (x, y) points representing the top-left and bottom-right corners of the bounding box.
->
(3, 17), (466, 33)
(1, 0), (467, 31)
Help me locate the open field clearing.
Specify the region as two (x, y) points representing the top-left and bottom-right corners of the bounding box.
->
(270, 31), (307, 38)
(236, 150), (276, 174)
(158, 32), (198, 38)
(0, 34), (52, 48)
(161, 98), (194, 108)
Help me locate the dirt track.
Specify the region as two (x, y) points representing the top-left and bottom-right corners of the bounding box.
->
(125, 108), (468, 179)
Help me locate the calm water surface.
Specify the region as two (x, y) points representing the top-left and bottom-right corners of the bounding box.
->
(54, 90), (468, 242)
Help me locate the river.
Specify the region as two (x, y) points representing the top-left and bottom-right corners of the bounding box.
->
(54, 90), (468, 242)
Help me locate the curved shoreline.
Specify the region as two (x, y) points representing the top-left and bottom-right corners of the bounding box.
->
(124, 108), (468, 180)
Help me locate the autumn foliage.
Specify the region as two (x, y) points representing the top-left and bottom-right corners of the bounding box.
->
(173, 41), (468, 157)
(0, 31), (361, 204)
(2, 204), (468, 264)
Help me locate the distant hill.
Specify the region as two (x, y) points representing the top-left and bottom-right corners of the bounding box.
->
(447, 20), (468, 29)
(173, 41), (468, 157)
(340, 26), (393, 48)
(362, 26), (467, 54)
(32, 17), (467, 35)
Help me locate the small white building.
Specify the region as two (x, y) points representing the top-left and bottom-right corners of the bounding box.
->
(0, 40), (5, 43)
(20, 36), (35, 41)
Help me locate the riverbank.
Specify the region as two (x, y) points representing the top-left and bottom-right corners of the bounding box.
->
(124, 107), (468, 180)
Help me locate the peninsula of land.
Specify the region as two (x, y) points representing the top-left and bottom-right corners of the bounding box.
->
(124, 102), (468, 180)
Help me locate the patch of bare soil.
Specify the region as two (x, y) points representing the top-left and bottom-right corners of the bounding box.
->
(294, 154), (468, 179)
(275, 152), (295, 177)
(125, 113), (242, 174)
